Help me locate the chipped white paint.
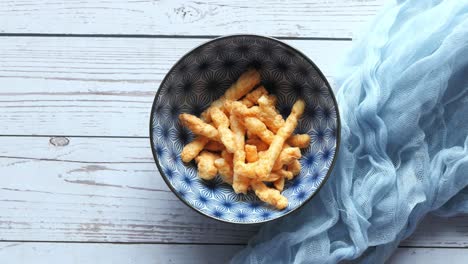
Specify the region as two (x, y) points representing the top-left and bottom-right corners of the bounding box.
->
(0, 243), (466, 264)
(0, 0), (466, 262)
(0, 37), (348, 137)
(0, 0), (386, 38)
(0, 136), (466, 247)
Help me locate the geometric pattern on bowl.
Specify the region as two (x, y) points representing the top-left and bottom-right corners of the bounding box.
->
(150, 35), (340, 224)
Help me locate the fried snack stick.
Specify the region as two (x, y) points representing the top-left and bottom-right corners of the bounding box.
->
(245, 144), (258, 163)
(181, 136), (209, 163)
(251, 181), (288, 210)
(287, 134), (311, 148)
(274, 177), (285, 192)
(230, 113), (250, 194)
(195, 151), (220, 180)
(243, 117), (275, 144)
(214, 158), (233, 184)
(204, 141), (225, 152)
(240, 86), (268, 107)
(221, 150), (234, 165)
(243, 117), (309, 150)
(238, 146), (297, 179)
(201, 69), (260, 121)
(287, 159), (301, 179)
(255, 100), (305, 179)
(179, 113), (219, 139)
(210, 107), (236, 153)
(246, 137), (269, 151)
(257, 95), (285, 133)
(255, 168), (292, 182)
(226, 101), (260, 117)
(230, 99), (289, 138)
(272, 147), (301, 171)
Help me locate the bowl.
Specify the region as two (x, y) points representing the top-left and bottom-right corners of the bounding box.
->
(150, 35), (340, 224)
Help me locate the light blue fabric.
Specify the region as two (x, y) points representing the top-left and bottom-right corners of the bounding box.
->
(231, 0), (468, 263)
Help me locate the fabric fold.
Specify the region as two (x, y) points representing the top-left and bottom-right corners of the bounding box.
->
(231, 1), (468, 263)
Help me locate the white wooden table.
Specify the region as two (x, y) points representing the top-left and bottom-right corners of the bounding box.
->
(0, 1), (466, 263)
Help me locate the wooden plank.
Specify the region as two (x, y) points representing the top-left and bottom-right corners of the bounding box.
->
(387, 248), (468, 264)
(0, 243), (466, 264)
(0, 36), (348, 137)
(0, 0), (385, 38)
(0, 242), (243, 264)
(0, 137), (258, 243)
(0, 136), (467, 246)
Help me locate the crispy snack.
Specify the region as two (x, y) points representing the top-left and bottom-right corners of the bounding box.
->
(255, 100), (305, 179)
(181, 136), (210, 163)
(221, 150), (233, 165)
(214, 158), (233, 184)
(179, 69), (310, 210)
(229, 101), (260, 117)
(230, 113), (250, 194)
(210, 107), (236, 153)
(240, 86), (268, 107)
(179, 113), (219, 139)
(251, 181), (288, 210)
(257, 95), (285, 133)
(287, 134), (311, 148)
(287, 160), (301, 179)
(246, 137), (269, 152)
(244, 117), (275, 144)
(201, 69), (260, 121)
(275, 169), (293, 180)
(274, 177), (285, 192)
(195, 151), (220, 180)
(204, 140), (225, 152)
(245, 144), (259, 163)
(273, 147), (301, 171)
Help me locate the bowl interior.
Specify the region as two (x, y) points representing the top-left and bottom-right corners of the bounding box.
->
(150, 35), (339, 224)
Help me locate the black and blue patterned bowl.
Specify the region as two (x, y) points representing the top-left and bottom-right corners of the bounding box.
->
(150, 35), (340, 224)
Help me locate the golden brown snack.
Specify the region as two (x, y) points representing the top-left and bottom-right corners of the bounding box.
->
(273, 147), (301, 171)
(201, 69), (260, 121)
(195, 151), (220, 180)
(243, 117), (275, 144)
(221, 150), (233, 166)
(224, 69), (261, 101)
(240, 86), (268, 107)
(245, 144), (259, 163)
(246, 137), (269, 151)
(274, 176), (285, 192)
(257, 95), (285, 133)
(230, 114), (250, 194)
(214, 158), (233, 184)
(210, 107), (236, 153)
(179, 113), (219, 139)
(204, 140), (225, 152)
(251, 181), (288, 210)
(230, 101), (260, 117)
(255, 100), (305, 179)
(179, 68), (308, 210)
(181, 136), (210, 163)
(287, 134), (311, 148)
(287, 159), (301, 179)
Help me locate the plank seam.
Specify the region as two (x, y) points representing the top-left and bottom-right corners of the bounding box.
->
(0, 33), (352, 41)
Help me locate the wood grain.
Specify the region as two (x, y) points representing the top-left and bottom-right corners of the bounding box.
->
(0, 243), (466, 264)
(387, 248), (468, 264)
(0, 242), (243, 264)
(0, 136), (466, 246)
(0, 36), (348, 137)
(0, 0), (386, 38)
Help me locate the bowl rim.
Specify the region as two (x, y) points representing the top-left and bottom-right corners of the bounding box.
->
(149, 34), (341, 225)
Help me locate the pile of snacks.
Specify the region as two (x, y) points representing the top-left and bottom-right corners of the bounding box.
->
(179, 69), (309, 210)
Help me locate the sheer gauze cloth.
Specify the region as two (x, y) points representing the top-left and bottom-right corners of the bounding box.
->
(231, 1), (468, 263)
